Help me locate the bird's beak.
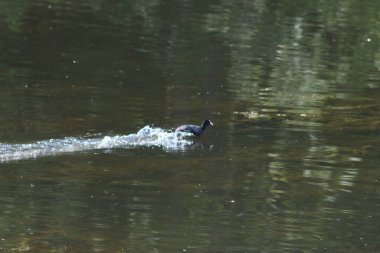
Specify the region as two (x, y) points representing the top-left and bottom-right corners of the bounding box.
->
(210, 121), (214, 126)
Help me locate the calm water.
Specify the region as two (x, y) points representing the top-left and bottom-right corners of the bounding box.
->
(1, 1), (380, 252)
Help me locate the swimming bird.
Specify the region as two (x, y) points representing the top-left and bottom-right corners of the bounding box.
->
(175, 119), (213, 136)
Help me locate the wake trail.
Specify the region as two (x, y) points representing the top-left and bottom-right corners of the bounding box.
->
(0, 126), (193, 162)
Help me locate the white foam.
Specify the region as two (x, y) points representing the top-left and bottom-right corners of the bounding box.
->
(0, 126), (193, 162)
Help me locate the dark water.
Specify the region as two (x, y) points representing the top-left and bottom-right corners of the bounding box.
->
(1, 1), (380, 252)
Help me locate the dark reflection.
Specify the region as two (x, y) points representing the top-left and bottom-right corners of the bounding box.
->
(0, 0), (380, 252)
(180, 139), (214, 152)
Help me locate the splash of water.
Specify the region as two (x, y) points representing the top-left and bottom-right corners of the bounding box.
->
(0, 126), (193, 162)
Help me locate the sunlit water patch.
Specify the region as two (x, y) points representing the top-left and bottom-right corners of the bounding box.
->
(0, 126), (193, 162)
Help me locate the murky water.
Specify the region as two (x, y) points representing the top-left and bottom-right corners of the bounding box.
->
(0, 1), (380, 252)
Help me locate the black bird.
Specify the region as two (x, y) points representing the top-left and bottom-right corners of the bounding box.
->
(175, 119), (213, 136)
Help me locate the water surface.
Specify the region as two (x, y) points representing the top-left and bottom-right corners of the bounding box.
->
(0, 1), (380, 252)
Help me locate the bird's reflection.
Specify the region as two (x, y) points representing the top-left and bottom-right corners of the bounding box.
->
(182, 139), (214, 151)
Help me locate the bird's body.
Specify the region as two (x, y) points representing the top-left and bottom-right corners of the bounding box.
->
(175, 119), (213, 136)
